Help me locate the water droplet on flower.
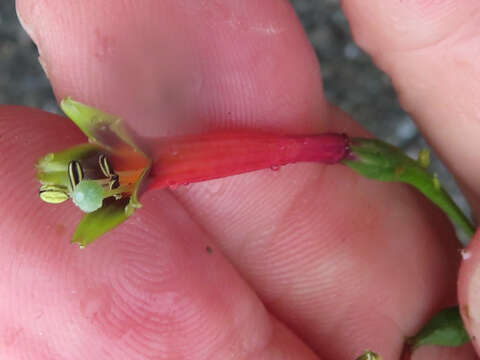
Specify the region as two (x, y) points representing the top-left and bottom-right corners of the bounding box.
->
(167, 181), (179, 190)
(205, 180), (225, 196)
(270, 165), (281, 171)
(168, 145), (179, 157)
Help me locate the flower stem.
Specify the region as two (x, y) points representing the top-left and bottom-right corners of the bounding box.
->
(343, 137), (475, 238)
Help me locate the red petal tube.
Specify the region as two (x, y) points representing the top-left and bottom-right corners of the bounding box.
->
(147, 132), (350, 190)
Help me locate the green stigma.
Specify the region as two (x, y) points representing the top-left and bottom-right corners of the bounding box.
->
(72, 180), (104, 213)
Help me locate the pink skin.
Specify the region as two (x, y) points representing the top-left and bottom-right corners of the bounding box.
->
(2, 0), (476, 358)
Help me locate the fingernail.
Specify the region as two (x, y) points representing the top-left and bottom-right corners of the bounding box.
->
(38, 56), (49, 79)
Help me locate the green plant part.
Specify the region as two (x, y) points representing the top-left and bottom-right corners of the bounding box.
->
(343, 138), (475, 238)
(407, 306), (470, 348)
(417, 148), (430, 169)
(98, 153), (120, 190)
(71, 180), (104, 213)
(67, 160), (84, 191)
(39, 184), (69, 204)
(36, 98), (150, 247)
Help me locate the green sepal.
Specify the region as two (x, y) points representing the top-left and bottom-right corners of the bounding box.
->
(343, 138), (475, 238)
(36, 143), (102, 187)
(407, 306), (470, 348)
(60, 97), (146, 156)
(72, 197), (130, 247)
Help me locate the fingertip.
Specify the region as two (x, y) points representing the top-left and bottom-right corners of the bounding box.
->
(342, 0), (479, 54)
(16, 0), (327, 137)
(0, 106), (320, 359)
(458, 230), (480, 353)
(342, 0), (480, 214)
(0, 105), (85, 245)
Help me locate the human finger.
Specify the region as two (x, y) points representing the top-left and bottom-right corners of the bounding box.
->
(15, 1), (474, 358)
(0, 106), (319, 359)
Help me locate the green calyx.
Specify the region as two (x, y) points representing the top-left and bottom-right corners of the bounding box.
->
(407, 306), (470, 348)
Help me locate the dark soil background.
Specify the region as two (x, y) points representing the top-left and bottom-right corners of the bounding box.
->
(0, 0), (471, 236)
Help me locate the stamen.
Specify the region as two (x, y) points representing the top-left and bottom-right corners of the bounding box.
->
(109, 174), (120, 190)
(39, 184), (69, 204)
(98, 154), (121, 190)
(98, 154), (116, 178)
(102, 184), (134, 200)
(68, 160), (84, 190)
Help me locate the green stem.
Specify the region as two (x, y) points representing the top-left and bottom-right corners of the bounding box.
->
(343, 138), (475, 238)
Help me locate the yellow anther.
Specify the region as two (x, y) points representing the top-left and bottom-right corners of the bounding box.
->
(39, 184), (69, 204)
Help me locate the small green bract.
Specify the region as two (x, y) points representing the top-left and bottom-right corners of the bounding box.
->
(72, 180), (104, 213)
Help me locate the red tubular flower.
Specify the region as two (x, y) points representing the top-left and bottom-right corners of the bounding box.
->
(147, 132), (350, 190)
(37, 98), (351, 246)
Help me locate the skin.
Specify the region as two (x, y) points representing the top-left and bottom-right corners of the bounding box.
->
(2, 0), (479, 358)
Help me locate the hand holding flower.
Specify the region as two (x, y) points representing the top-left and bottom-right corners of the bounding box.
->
(2, 1), (478, 359)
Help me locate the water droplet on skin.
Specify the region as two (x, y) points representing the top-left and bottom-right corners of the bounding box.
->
(204, 180), (226, 196)
(270, 165), (281, 171)
(80, 286), (111, 321)
(461, 249), (472, 260)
